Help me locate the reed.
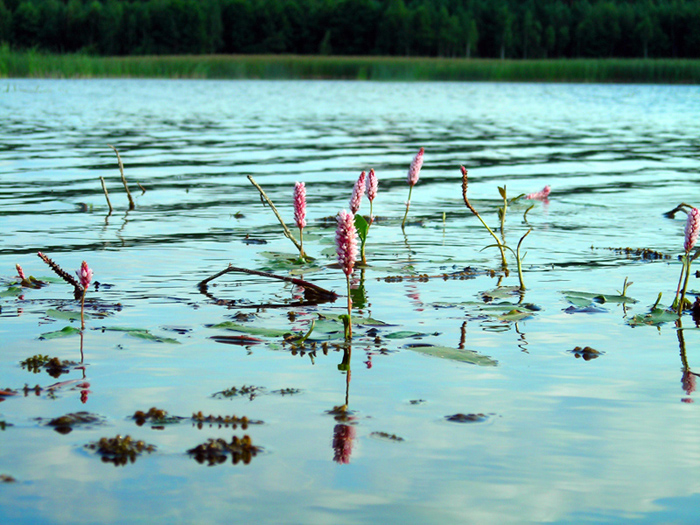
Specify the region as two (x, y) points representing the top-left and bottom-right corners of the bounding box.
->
(2, 48), (700, 84)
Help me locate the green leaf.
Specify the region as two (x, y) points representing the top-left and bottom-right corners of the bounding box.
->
(562, 290), (638, 305)
(354, 214), (369, 242)
(385, 331), (427, 339)
(498, 186), (506, 199)
(627, 308), (679, 327)
(103, 326), (180, 344)
(207, 322), (288, 337)
(39, 326), (81, 340)
(45, 309), (86, 321)
(408, 345), (498, 366)
(497, 309), (534, 321)
(0, 286), (22, 298)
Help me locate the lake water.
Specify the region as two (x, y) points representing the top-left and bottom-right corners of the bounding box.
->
(1, 79), (700, 524)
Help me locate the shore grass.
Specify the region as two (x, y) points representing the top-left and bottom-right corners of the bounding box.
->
(1, 49), (699, 83)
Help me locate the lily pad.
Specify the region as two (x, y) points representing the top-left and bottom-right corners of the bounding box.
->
(407, 345), (498, 366)
(385, 331), (428, 339)
(627, 308), (679, 327)
(103, 327), (180, 344)
(207, 322), (288, 338)
(0, 286), (22, 298)
(46, 309), (87, 321)
(497, 309), (535, 321)
(563, 290), (638, 305)
(39, 326), (81, 340)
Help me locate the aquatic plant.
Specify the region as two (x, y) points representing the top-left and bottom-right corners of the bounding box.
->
(525, 185), (551, 200)
(675, 207), (700, 314)
(76, 261), (93, 331)
(401, 148), (424, 230)
(188, 435), (260, 466)
(335, 210), (358, 339)
(355, 168), (378, 265)
(293, 181), (307, 259)
(349, 171), (366, 215)
(332, 423), (355, 464)
(85, 435), (156, 466)
(37, 252), (82, 299)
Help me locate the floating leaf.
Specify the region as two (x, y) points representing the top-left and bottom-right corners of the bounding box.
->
(563, 290), (637, 305)
(45, 309), (86, 321)
(497, 309), (534, 321)
(408, 345), (498, 366)
(627, 308), (679, 327)
(39, 326), (81, 340)
(210, 335), (264, 346)
(385, 331), (428, 339)
(207, 322), (288, 338)
(0, 286), (22, 298)
(563, 305), (608, 314)
(103, 327), (180, 344)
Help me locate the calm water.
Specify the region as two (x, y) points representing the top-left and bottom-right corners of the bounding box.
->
(1, 79), (700, 524)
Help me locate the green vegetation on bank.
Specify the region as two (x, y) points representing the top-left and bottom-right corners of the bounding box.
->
(0, 0), (699, 60)
(2, 50), (699, 83)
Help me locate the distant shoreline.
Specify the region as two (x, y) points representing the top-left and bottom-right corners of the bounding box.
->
(2, 52), (699, 84)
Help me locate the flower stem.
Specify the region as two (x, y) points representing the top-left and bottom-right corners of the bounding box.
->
(80, 290), (86, 331)
(679, 256), (693, 315)
(345, 275), (352, 340)
(401, 185), (414, 230)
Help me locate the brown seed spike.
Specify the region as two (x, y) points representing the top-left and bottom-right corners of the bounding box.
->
(37, 252), (83, 300)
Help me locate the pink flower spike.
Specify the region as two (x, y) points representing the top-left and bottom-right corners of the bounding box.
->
(76, 261), (93, 290)
(293, 182), (307, 230)
(367, 168), (378, 202)
(407, 147), (424, 187)
(16, 264), (25, 280)
(335, 210), (358, 277)
(349, 171), (366, 215)
(525, 185), (551, 200)
(685, 207), (700, 253)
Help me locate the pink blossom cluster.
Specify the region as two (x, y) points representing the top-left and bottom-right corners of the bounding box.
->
(407, 147), (424, 187)
(525, 185), (551, 200)
(349, 171), (366, 214)
(76, 261), (93, 290)
(293, 181), (307, 230)
(335, 210), (357, 277)
(685, 207), (700, 253)
(366, 168), (378, 203)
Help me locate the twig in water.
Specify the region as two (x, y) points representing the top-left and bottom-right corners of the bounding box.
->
(99, 176), (113, 214)
(109, 145), (134, 210)
(247, 175), (305, 256)
(198, 264), (337, 302)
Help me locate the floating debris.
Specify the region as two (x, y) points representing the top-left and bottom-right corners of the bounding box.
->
(187, 435), (260, 466)
(212, 385), (265, 401)
(370, 431), (404, 442)
(602, 246), (672, 261)
(39, 412), (103, 434)
(272, 388), (301, 396)
(20, 355), (78, 378)
(132, 407), (182, 427)
(191, 412), (263, 430)
(445, 413), (489, 423)
(85, 435), (156, 466)
(569, 346), (602, 361)
(0, 475), (16, 483)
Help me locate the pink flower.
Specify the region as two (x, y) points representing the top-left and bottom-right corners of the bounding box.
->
(525, 185), (551, 200)
(16, 264), (25, 280)
(335, 210), (357, 277)
(685, 207), (700, 253)
(349, 171), (366, 215)
(332, 424), (355, 464)
(366, 168), (378, 202)
(293, 182), (307, 230)
(407, 148), (424, 187)
(76, 261), (93, 290)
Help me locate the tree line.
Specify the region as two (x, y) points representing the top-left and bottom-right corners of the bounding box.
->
(1, 0), (698, 59)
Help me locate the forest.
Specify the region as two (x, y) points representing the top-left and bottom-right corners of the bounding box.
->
(0, 0), (698, 59)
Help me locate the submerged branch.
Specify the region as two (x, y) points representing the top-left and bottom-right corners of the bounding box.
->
(198, 264), (337, 303)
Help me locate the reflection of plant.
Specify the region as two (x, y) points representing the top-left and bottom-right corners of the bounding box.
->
(675, 207), (700, 314)
(332, 424), (355, 464)
(188, 435), (260, 466)
(336, 210), (358, 340)
(401, 148), (424, 230)
(85, 435), (156, 466)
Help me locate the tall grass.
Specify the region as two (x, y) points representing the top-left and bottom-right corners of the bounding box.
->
(1, 47), (699, 83)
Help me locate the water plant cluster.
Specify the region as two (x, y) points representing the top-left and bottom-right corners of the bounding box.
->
(2, 144), (699, 482)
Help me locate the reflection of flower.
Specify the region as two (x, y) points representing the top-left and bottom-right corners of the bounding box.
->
(682, 369), (696, 395)
(684, 207), (700, 253)
(332, 424), (355, 464)
(350, 171), (366, 215)
(525, 185), (551, 200)
(335, 210), (357, 277)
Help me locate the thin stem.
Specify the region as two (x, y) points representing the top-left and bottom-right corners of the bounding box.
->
(679, 257), (693, 315)
(99, 176), (113, 214)
(80, 290), (86, 331)
(109, 145), (134, 210)
(500, 188), (507, 244)
(299, 228), (305, 259)
(346, 275), (352, 340)
(516, 229), (532, 291)
(401, 185), (414, 230)
(247, 175), (304, 256)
